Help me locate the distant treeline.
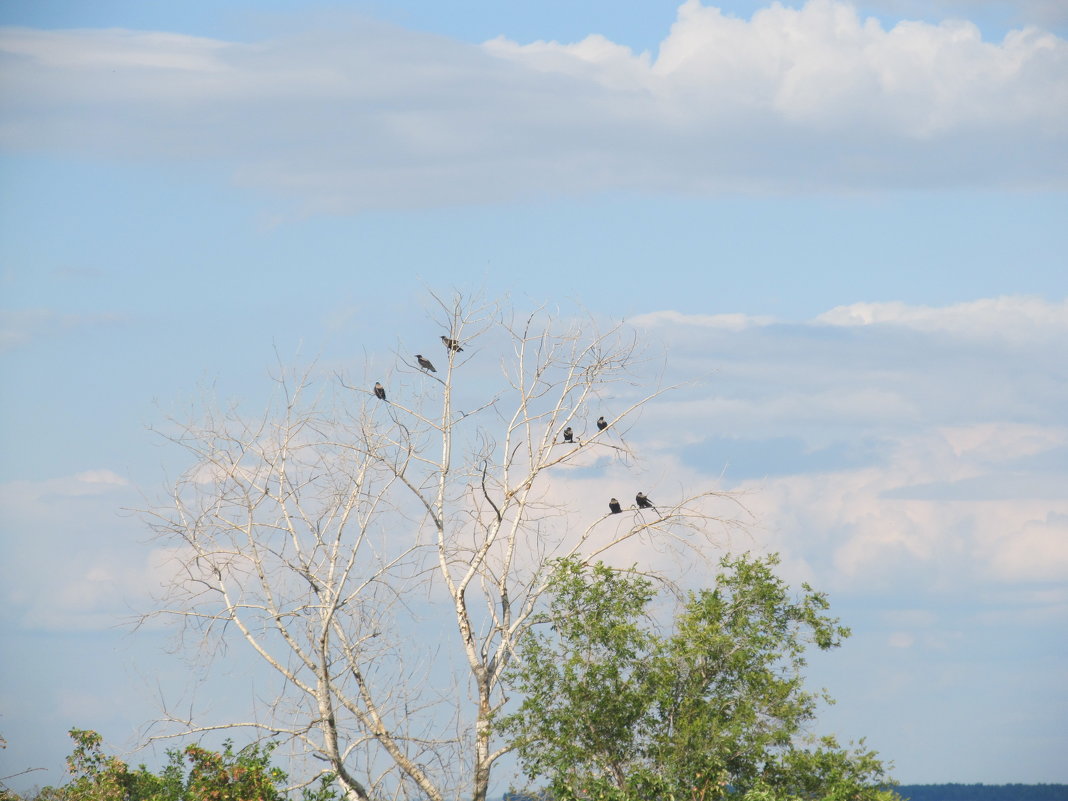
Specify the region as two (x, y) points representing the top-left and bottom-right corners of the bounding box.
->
(504, 785), (1068, 801)
(897, 785), (1068, 801)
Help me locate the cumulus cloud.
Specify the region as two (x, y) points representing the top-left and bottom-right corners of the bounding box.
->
(626, 296), (1068, 593)
(703, 425), (1068, 591)
(978, 510), (1068, 581)
(1, 0), (1065, 209)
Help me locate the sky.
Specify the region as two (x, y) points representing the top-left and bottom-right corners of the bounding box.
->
(1, 0), (1066, 793)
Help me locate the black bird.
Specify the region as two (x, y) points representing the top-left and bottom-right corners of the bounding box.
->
(441, 335), (464, 352)
(416, 354), (437, 372)
(635, 491), (655, 510)
(608, 498), (622, 514)
(373, 382), (386, 401)
(597, 416), (608, 431)
(562, 426), (574, 443)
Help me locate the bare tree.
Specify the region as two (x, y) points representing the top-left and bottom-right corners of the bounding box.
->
(144, 294), (743, 801)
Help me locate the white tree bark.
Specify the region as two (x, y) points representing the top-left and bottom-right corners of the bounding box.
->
(143, 294), (745, 801)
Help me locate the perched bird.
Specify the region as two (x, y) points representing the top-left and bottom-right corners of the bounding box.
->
(562, 426), (574, 443)
(597, 416), (608, 431)
(416, 354), (437, 372)
(608, 498), (622, 514)
(635, 491), (655, 510)
(441, 335), (464, 352)
(374, 382), (386, 401)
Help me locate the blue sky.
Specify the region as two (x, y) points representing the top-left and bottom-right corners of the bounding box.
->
(1, 0), (1067, 793)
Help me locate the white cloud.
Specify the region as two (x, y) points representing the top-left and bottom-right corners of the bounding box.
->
(978, 510), (1068, 582)
(817, 296), (1068, 342)
(623, 296), (1068, 592)
(731, 432), (1068, 589)
(1, 0), (1065, 209)
(483, 33), (653, 89)
(74, 469), (130, 488)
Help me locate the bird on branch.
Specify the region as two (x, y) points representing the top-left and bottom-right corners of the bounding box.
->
(373, 382), (386, 400)
(562, 427), (574, 443)
(416, 354), (437, 372)
(597, 416), (608, 431)
(608, 498), (622, 514)
(635, 491), (656, 511)
(441, 335), (463, 352)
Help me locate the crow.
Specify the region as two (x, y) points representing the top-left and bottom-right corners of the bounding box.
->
(374, 382), (386, 401)
(562, 426), (574, 443)
(441, 335), (463, 352)
(635, 491), (656, 511)
(608, 498), (622, 514)
(416, 354), (437, 372)
(596, 416), (608, 431)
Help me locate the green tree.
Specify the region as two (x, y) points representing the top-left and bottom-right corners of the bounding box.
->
(500, 554), (899, 801)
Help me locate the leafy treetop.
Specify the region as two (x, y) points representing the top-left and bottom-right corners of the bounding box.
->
(500, 553), (900, 801)
(2, 729), (337, 801)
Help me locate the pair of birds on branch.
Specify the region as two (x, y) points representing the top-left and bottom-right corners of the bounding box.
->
(415, 337), (463, 373)
(373, 336), (463, 401)
(609, 492), (656, 514)
(560, 416), (608, 444)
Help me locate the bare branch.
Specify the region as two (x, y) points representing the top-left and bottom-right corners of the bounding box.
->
(142, 293), (746, 801)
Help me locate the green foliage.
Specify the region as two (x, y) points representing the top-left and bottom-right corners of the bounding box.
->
(12, 730), (339, 801)
(501, 553), (897, 801)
